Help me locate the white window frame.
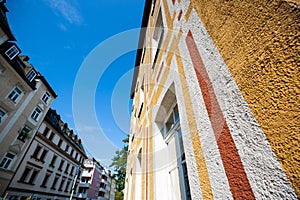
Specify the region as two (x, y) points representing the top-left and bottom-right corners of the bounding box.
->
(26, 69), (37, 82)
(0, 152), (15, 169)
(41, 92), (51, 104)
(31, 107), (42, 121)
(0, 108), (8, 125)
(7, 86), (23, 104)
(5, 45), (20, 60)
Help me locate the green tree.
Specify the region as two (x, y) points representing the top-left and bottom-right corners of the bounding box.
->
(110, 137), (128, 200)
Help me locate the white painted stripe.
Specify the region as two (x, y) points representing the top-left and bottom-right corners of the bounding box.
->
(178, 27), (233, 199)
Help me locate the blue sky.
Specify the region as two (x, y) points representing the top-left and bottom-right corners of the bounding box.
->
(6, 0), (145, 165)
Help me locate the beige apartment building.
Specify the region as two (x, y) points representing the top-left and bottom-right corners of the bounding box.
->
(0, 1), (57, 195)
(6, 108), (87, 199)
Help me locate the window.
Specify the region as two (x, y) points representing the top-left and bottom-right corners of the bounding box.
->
(70, 166), (75, 176)
(65, 145), (69, 153)
(19, 167), (40, 185)
(57, 139), (62, 148)
(70, 149), (74, 157)
(58, 178), (65, 191)
(8, 87), (22, 103)
(75, 152), (78, 160)
(41, 92), (50, 104)
(19, 167), (31, 183)
(51, 176), (59, 190)
(137, 148), (142, 165)
(32, 145), (42, 159)
(58, 160), (65, 171)
(0, 152), (15, 169)
(48, 132), (55, 141)
(64, 163), (70, 174)
(26, 69), (37, 82)
(152, 9), (164, 70)
(50, 155), (57, 168)
(5, 45), (19, 60)
(28, 169), (39, 184)
(65, 180), (71, 192)
(17, 126), (31, 142)
(31, 107), (42, 121)
(40, 173), (51, 188)
(39, 149), (48, 162)
(43, 127), (50, 137)
(163, 104), (179, 138)
(0, 108), (7, 124)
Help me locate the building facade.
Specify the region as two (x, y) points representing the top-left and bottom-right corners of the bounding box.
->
(5, 108), (87, 199)
(78, 158), (116, 200)
(0, 1), (57, 195)
(125, 0), (299, 199)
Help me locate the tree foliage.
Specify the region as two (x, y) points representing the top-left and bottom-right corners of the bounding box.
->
(110, 136), (128, 200)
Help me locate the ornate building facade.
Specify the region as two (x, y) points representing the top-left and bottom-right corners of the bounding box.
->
(0, 1), (57, 195)
(6, 108), (87, 199)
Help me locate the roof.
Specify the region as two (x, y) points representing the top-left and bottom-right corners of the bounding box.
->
(45, 108), (87, 158)
(0, 1), (16, 41)
(130, 0), (152, 99)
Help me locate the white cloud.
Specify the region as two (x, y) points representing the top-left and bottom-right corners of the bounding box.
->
(58, 23), (67, 31)
(76, 124), (101, 132)
(44, 0), (83, 25)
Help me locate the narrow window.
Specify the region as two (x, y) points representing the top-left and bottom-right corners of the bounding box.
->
(26, 69), (37, 82)
(41, 92), (50, 104)
(0, 152), (15, 169)
(40, 173), (51, 188)
(65, 145), (69, 153)
(70, 166), (75, 176)
(31, 145), (42, 159)
(50, 155), (57, 168)
(48, 132), (55, 141)
(152, 9), (164, 70)
(51, 176), (59, 190)
(57, 139), (62, 148)
(31, 107), (42, 121)
(39, 149), (48, 162)
(43, 127), (50, 137)
(58, 160), (65, 171)
(28, 169), (39, 184)
(64, 180), (71, 192)
(8, 87), (22, 103)
(64, 163), (70, 174)
(70, 149), (74, 157)
(19, 167), (31, 183)
(58, 178), (65, 191)
(5, 45), (20, 60)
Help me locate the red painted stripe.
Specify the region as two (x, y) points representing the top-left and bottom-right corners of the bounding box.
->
(186, 31), (255, 200)
(178, 10), (183, 21)
(156, 61), (164, 82)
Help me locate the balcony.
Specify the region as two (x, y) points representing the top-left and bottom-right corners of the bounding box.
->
(79, 182), (89, 188)
(82, 171), (92, 177)
(101, 179), (108, 185)
(78, 193), (88, 198)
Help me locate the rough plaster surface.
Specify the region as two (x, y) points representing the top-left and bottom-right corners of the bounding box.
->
(189, 0), (300, 197)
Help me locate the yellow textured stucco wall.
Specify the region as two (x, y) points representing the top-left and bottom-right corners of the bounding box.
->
(190, 0), (300, 196)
